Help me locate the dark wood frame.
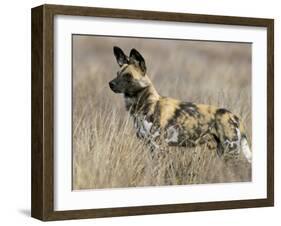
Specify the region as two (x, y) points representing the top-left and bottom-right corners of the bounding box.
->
(31, 4), (274, 221)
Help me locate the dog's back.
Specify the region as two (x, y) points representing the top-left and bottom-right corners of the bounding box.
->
(156, 97), (251, 162)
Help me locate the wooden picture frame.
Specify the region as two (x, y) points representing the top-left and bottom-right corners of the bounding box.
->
(31, 4), (274, 221)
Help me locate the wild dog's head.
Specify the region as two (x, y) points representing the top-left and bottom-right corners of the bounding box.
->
(109, 46), (151, 96)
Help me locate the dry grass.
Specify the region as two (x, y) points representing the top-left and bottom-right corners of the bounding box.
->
(72, 36), (252, 190)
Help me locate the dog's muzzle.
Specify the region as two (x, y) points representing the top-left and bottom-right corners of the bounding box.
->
(109, 81), (121, 93)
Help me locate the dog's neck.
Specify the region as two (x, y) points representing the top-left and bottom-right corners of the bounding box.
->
(124, 84), (160, 117)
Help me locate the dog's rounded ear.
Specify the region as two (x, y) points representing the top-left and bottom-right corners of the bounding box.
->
(129, 48), (146, 75)
(113, 46), (128, 67)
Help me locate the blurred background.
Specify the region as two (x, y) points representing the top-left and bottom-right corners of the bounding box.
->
(72, 35), (252, 189)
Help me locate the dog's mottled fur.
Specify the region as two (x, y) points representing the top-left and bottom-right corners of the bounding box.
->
(109, 46), (252, 163)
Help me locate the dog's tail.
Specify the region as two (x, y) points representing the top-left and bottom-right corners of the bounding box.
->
(239, 123), (252, 163)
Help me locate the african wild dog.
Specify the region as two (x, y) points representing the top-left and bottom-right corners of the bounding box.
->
(109, 46), (252, 163)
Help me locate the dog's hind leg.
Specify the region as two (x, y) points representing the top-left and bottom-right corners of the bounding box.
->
(214, 110), (246, 161)
(211, 133), (225, 157)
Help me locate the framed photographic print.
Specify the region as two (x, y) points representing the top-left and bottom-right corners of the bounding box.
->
(31, 4), (274, 221)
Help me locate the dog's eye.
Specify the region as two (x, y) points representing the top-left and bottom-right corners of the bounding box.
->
(123, 73), (132, 81)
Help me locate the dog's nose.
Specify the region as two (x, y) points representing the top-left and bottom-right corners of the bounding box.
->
(109, 81), (114, 88)
(109, 81), (116, 91)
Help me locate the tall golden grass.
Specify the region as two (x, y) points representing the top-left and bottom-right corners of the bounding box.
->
(72, 36), (252, 190)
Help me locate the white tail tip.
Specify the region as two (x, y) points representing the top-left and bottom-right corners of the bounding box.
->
(241, 137), (252, 163)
